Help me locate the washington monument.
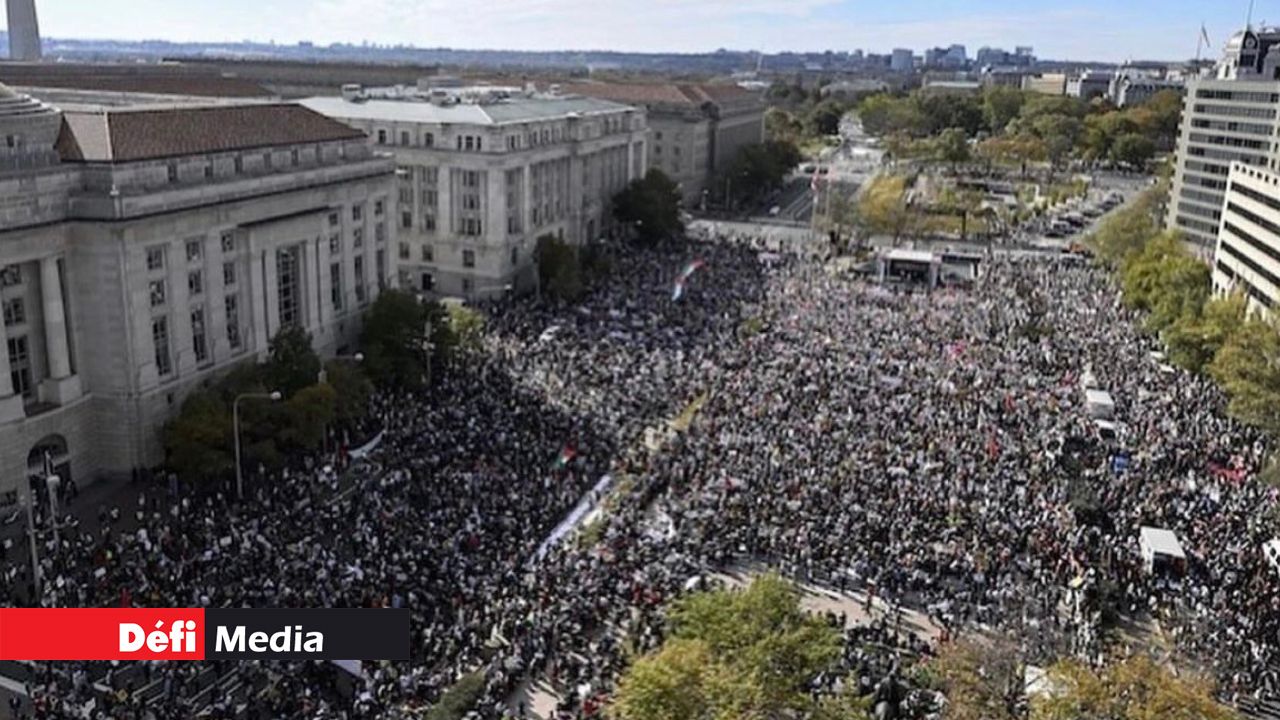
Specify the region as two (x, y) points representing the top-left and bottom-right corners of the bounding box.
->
(6, 0), (42, 61)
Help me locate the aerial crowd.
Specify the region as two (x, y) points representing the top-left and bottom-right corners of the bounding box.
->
(2, 226), (1279, 720)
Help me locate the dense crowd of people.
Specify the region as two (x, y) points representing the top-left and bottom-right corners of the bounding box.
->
(2, 231), (1279, 719)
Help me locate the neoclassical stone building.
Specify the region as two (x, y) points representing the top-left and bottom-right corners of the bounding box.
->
(0, 84), (396, 503)
(302, 88), (647, 299)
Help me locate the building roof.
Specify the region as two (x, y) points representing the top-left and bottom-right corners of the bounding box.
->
(299, 95), (632, 126)
(55, 103), (364, 162)
(1140, 527), (1186, 560)
(562, 81), (760, 108)
(0, 64), (273, 98)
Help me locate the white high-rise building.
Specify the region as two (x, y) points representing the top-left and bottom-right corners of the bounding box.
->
(1212, 162), (1280, 315)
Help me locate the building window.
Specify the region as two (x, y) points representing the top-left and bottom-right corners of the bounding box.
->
(152, 317), (172, 376)
(422, 244), (433, 263)
(329, 234), (341, 255)
(221, 232), (236, 253)
(376, 250), (386, 290)
(8, 336), (31, 400)
(149, 279), (167, 307)
(146, 246), (165, 272)
(329, 212), (340, 227)
(2, 298), (23, 327)
(204, 163), (214, 179)
(277, 247), (301, 328)
(462, 278), (474, 294)
(330, 263), (343, 311)
(167, 162), (179, 183)
(354, 256), (367, 304)
(223, 262), (237, 287)
(463, 249), (476, 268)
(465, 136), (474, 151)
(400, 130), (410, 146)
(401, 211), (413, 229)
(291, 148), (300, 166)
(188, 270), (203, 297)
(399, 242), (410, 260)
(375, 199), (385, 217)
(225, 295), (241, 350)
(191, 308), (208, 364)
(377, 129), (387, 144)
(234, 156), (244, 173)
(511, 247), (519, 266)
(353, 204), (363, 222)
(375, 223), (386, 243)
(353, 228), (364, 248)
(0, 265), (21, 288)
(424, 132), (434, 147)
(262, 152), (272, 169)
(186, 238), (203, 263)
(423, 215), (437, 232)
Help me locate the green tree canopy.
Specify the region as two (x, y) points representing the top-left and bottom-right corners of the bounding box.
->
(265, 324), (322, 398)
(613, 169), (684, 245)
(1210, 315), (1280, 437)
(1111, 132), (1157, 169)
(1165, 293), (1248, 373)
(612, 575), (841, 720)
(361, 289), (433, 389)
(536, 233), (584, 302)
(1032, 655), (1238, 720)
(983, 85), (1026, 134)
(163, 390), (233, 485)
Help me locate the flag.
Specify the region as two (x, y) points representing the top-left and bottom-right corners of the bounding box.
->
(553, 445), (576, 469)
(986, 432), (1000, 461)
(672, 259), (705, 302)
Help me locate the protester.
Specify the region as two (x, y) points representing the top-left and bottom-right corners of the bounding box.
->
(2, 235), (1275, 719)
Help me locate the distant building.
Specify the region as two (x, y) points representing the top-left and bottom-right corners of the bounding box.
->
(1109, 74), (1183, 107)
(1022, 73), (1068, 95)
(920, 79), (982, 97)
(1213, 162), (1280, 315)
(0, 84), (395, 496)
(891, 49), (914, 73)
(1066, 71), (1111, 100)
(821, 79), (890, 100)
(303, 86), (648, 299)
(563, 81), (765, 207)
(981, 67), (1035, 89)
(976, 46), (1036, 69)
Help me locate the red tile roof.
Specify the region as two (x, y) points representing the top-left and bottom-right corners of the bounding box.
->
(56, 103), (364, 162)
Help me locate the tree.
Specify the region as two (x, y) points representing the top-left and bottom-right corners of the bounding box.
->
(725, 141), (802, 202)
(265, 325), (322, 398)
(280, 382), (337, 452)
(983, 85), (1026, 134)
(858, 93), (924, 137)
(447, 303), (487, 354)
(765, 107), (804, 144)
(361, 289), (431, 389)
(322, 358), (373, 425)
(858, 175), (920, 241)
(163, 390), (233, 485)
(1119, 232), (1209, 333)
(935, 127), (971, 170)
(915, 94), (984, 137)
(929, 638), (1025, 720)
(1032, 655), (1238, 720)
(1089, 188), (1160, 267)
(612, 575), (841, 720)
(1111, 132), (1157, 169)
(1210, 316), (1280, 437)
(1031, 114), (1083, 167)
(613, 169), (684, 245)
(805, 98), (849, 137)
(536, 233), (584, 302)
(1165, 293), (1248, 373)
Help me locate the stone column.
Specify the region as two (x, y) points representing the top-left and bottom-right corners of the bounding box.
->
(0, 314), (24, 423)
(39, 255), (81, 405)
(42, 257), (71, 379)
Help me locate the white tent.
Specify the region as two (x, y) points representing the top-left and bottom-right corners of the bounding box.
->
(1139, 526), (1186, 575)
(1084, 389), (1115, 420)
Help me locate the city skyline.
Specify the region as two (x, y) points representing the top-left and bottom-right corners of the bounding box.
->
(2, 0), (1273, 63)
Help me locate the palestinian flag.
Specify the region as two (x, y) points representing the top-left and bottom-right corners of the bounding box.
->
(553, 445), (577, 469)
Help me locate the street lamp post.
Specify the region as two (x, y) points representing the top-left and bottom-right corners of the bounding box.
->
(233, 391), (282, 500)
(24, 479), (41, 601)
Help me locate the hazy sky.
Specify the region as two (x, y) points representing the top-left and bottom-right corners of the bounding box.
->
(8, 0), (1273, 61)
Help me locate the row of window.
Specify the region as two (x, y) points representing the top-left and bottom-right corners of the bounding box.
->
(164, 145), (341, 185)
(397, 244), (520, 269)
(1188, 132), (1270, 151)
(1189, 118), (1274, 136)
(1216, 259), (1277, 309)
(1196, 88), (1280, 103)
(1193, 103), (1279, 120)
(1219, 223), (1280, 296)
